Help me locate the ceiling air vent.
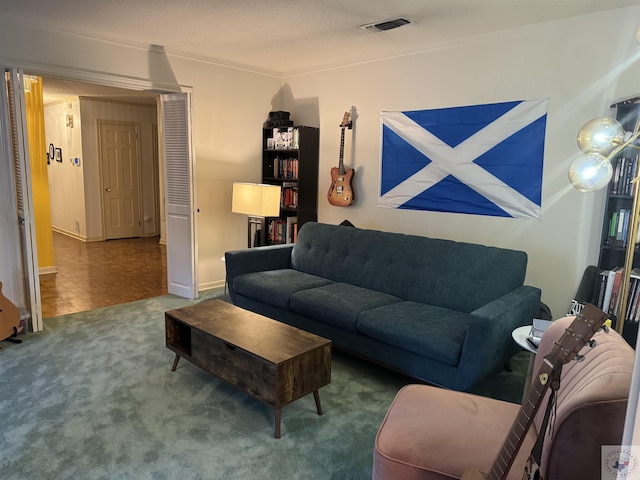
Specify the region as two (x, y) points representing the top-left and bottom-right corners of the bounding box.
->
(360, 18), (411, 33)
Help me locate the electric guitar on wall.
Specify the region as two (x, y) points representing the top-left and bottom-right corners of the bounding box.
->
(0, 281), (22, 343)
(328, 111), (355, 207)
(461, 303), (608, 480)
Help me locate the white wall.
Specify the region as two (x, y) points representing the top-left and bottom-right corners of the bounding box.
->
(44, 98), (85, 238)
(2, 8), (640, 316)
(281, 7), (640, 319)
(44, 97), (159, 241)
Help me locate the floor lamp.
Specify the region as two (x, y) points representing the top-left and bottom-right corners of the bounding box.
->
(569, 115), (640, 335)
(568, 111), (640, 461)
(231, 182), (281, 248)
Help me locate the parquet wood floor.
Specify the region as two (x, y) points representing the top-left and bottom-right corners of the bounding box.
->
(39, 232), (167, 318)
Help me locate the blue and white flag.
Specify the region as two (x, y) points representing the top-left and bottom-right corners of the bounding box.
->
(379, 99), (547, 220)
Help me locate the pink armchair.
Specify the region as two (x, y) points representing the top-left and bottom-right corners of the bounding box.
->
(373, 315), (634, 480)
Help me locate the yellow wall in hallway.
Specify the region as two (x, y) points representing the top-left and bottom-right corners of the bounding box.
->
(25, 78), (55, 270)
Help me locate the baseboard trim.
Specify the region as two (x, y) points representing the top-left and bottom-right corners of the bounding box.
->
(199, 280), (225, 291)
(51, 226), (87, 242)
(39, 266), (58, 275)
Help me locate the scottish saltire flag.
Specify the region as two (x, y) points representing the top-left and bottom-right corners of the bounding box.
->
(379, 99), (548, 219)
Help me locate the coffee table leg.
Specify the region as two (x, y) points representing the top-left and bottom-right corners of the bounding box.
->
(171, 353), (180, 372)
(313, 389), (323, 415)
(274, 408), (281, 439)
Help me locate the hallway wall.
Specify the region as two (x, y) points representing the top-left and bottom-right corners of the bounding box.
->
(44, 97), (158, 241)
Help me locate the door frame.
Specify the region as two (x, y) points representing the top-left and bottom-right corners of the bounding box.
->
(0, 62), (194, 328)
(0, 68), (42, 330)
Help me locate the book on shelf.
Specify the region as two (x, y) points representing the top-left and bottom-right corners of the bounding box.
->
(286, 216), (298, 244)
(601, 268), (618, 314)
(627, 272), (640, 322)
(596, 269), (609, 310)
(627, 268), (640, 323)
(608, 266), (624, 316)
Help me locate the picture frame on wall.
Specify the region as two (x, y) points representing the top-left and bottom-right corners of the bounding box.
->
(55, 147), (62, 163)
(47, 143), (54, 164)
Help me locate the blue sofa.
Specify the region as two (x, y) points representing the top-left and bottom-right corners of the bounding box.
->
(225, 222), (541, 391)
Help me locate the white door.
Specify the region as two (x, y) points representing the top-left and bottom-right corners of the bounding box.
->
(159, 93), (197, 298)
(99, 121), (141, 239)
(0, 68), (42, 332)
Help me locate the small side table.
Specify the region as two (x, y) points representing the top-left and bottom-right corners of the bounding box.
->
(512, 325), (536, 396)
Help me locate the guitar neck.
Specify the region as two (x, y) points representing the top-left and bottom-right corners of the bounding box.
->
(338, 128), (346, 174)
(487, 360), (554, 480)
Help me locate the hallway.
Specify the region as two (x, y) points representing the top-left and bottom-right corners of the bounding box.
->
(39, 232), (167, 318)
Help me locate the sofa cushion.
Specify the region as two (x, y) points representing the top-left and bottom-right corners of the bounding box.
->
(357, 302), (471, 366)
(292, 222), (528, 313)
(290, 283), (402, 333)
(232, 269), (333, 310)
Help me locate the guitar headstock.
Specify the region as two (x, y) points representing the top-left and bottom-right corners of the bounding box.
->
(340, 111), (352, 130)
(549, 303), (608, 366)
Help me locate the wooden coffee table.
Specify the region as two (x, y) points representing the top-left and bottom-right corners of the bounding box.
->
(165, 300), (331, 438)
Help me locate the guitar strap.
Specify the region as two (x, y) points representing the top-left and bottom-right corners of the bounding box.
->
(529, 363), (563, 480)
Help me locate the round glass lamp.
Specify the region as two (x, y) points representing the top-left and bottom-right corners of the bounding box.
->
(576, 117), (624, 155)
(568, 152), (613, 192)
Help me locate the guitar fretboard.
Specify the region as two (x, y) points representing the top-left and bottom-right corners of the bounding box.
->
(488, 360), (553, 480)
(338, 127), (346, 175)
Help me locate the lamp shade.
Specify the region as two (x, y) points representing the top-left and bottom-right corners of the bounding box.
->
(232, 183), (281, 217)
(576, 117), (625, 156)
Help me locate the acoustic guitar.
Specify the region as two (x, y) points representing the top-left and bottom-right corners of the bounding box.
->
(0, 281), (22, 343)
(461, 303), (608, 480)
(328, 111), (355, 207)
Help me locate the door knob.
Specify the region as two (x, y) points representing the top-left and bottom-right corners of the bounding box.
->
(105, 188), (111, 192)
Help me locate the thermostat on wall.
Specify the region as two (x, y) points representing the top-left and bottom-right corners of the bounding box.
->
(72, 157), (80, 166)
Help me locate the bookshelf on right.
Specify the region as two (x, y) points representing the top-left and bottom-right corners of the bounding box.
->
(597, 98), (640, 344)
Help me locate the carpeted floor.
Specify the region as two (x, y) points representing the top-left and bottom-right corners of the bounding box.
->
(0, 288), (527, 479)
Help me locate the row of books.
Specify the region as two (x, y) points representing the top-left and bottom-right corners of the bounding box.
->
(281, 183), (298, 209)
(605, 208), (632, 247)
(266, 127), (300, 150)
(267, 216), (298, 244)
(609, 155), (639, 196)
(624, 272), (640, 322)
(269, 156), (299, 180)
(594, 266), (640, 322)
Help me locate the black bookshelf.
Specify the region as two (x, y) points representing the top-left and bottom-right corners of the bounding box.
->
(261, 126), (319, 245)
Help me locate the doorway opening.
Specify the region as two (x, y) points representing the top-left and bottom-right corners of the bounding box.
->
(35, 77), (167, 318)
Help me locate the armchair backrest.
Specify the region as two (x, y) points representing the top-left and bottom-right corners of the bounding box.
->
(532, 315), (634, 479)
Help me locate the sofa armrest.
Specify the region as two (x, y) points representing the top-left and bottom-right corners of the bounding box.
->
(456, 285), (541, 391)
(225, 244), (294, 303)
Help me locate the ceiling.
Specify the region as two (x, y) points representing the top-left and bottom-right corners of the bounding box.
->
(3, 0), (639, 101)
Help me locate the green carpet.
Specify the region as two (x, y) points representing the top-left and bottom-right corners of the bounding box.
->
(0, 289), (527, 479)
